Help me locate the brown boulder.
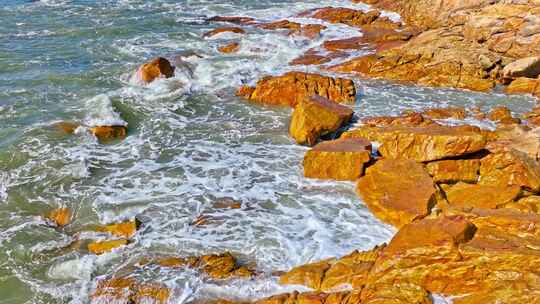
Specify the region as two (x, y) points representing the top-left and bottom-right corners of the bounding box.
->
(289, 96), (354, 146)
(361, 283), (432, 304)
(290, 54), (332, 66)
(278, 260), (332, 290)
(237, 72), (356, 107)
(426, 159), (480, 183)
(203, 27), (245, 38)
(218, 42), (240, 53)
(323, 37), (364, 51)
(90, 126), (127, 142)
(44, 207), (72, 227)
(444, 182), (521, 209)
(54, 121), (79, 134)
(487, 106), (517, 123)
(303, 138), (371, 180)
(343, 125), (487, 162)
(259, 20), (326, 39)
(357, 159), (436, 227)
(479, 150), (540, 192)
(137, 57), (175, 84)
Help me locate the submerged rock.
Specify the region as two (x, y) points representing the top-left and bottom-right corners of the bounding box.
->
(53, 121), (79, 134)
(343, 125), (487, 162)
(94, 220), (139, 238)
(87, 239), (128, 255)
(289, 96), (354, 146)
(236, 72), (356, 107)
(44, 207), (72, 227)
(203, 27), (245, 38)
(218, 42), (240, 53)
(303, 138), (371, 181)
(89, 126), (128, 142)
(137, 57), (175, 84)
(357, 159), (436, 228)
(207, 16), (256, 25)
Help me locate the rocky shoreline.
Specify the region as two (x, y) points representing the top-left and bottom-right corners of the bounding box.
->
(46, 1), (540, 303)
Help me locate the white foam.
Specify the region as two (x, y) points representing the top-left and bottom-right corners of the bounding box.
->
(83, 94), (128, 127)
(48, 255), (97, 281)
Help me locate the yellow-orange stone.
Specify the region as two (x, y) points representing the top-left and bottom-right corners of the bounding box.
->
(236, 72), (356, 107)
(44, 207), (72, 227)
(218, 42), (240, 53)
(88, 239), (128, 255)
(95, 220), (138, 238)
(444, 182), (521, 209)
(479, 150), (540, 192)
(289, 96), (354, 146)
(90, 126), (127, 141)
(425, 159), (480, 183)
(303, 138), (371, 180)
(203, 27), (245, 38)
(137, 57), (175, 84)
(357, 159), (436, 227)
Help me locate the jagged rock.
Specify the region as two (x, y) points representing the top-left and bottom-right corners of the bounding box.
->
(505, 77), (540, 95)
(323, 37), (365, 51)
(44, 207), (71, 227)
(290, 54), (332, 66)
(289, 96), (354, 146)
(218, 42), (240, 53)
(487, 106), (519, 124)
(425, 159), (480, 183)
(203, 27), (245, 38)
(303, 138), (371, 181)
(487, 125), (540, 159)
(421, 107), (466, 119)
(236, 72), (356, 107)
(91, 277), (170, 304)
(505, 196), (540, 213)
(357, 159), (436, 227)
(90, 126), (127, 142)
(361, 283), (432, 304)
(503, 56), (540, 79)
(343, 125), (486, 162)
(361, 112), (436, 127)
(279, 260), (332, 290)
(300, 7), (394, 28)
(479, 150), (540, 192)
(444, 182), (521, 209)
(259, 20), (326, 38)
(137, 57), (175, 84)
(94, 220), (139, 238)
(88, 239), (128, 255)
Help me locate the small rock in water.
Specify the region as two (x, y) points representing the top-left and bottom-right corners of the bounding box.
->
(94, 220), (139, 238)
(90, 126), (127, 142)
(137, 57), (175, 84)
(44, 207), (72, 227)
(203, 27), (245, 38)
(87, 239), (128, 255)
(53, 121), (79, 134)
(218, 42), (240, 54)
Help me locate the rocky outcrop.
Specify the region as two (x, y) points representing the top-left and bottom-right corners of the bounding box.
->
(444, 182), (521, 209)
(289, 96), (354, 146)
(91, 277), (170, 304)
(343, 125), (486, 162)
(94, 220), (139, 238)
(425, 159), (480, 183)
(44, 207), (71, 227)
(421, 107), (467, 120)
(236, 72), (356, 107)
(299, 7), (399, 29)
(137, 57), (175, 84)
(357, 159), (436, 228)
(303, 138), (371, 181)
(259, 20), (326, 39)
(503, 56), (540, 79)
(479, 150), (540, 192)
(203, 27), (245, 38)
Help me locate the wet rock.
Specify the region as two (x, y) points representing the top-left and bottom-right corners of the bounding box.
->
(301, 7), (393, 28)
(479, 150), (540, 192)
(444, 182), (521, 209)
(259, 20), (326, 39)
(289, 96), (354, 146)
(487, 106), (518, 124)
(91, 277), (170, 304)
(53, 121), (79, 134)
(236, 72), (356, 107)
(207, 16), (256, 25)
(218, 42), (240, 53)
(44, 207), (71, 227)
(94, 220), (139, 238)
(303, 138), (371, 181)
(323, 37), (365, 51)
(503, 56), (540, 79)
(137, 57), (175, 84)
(88, 239), (128, 255)
(421, 107), (467, 119)
(203, 27), (245, 38)
(212, 197), (242, 209)
(89, 126), (128, 142)
(426, 159), (480, 183)
(343, 125), (487, 162)
(357, 159), (436, 227)
(361, 112), (436, 127)
(279, 260), (332, 290)
(290, 54), (332, 66)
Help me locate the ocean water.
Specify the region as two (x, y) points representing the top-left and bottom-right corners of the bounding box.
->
(0, 0), (537, 303)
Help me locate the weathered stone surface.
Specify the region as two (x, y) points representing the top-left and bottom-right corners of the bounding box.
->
(137, 57), (175, 84)
(300, 7), (389, 28)
(487, 106), (515, 122)
(237, 72), (356, 107)
(259, 20), (326, 39)
(361, 283), (432, 304)
(488, 125), (540, 159)
(289, 96), (354, 146)
(421, 107), (466, 119)
(203, 27), (245, 38)
(452, 286), (540, 304)
(290, 54), (332, 66)
(479, 150), (540, 192)
(503, 56), (540, 79)
(303, 138), (371, 181)
(343, 125), (486, 162)
(279, 260), (332, 290)
(218, 42), (240, 53)
(505, 196), (540, 213)
(88, 239), (128, 255)
(426, 159), (480, 183)
(444, 182), (521, 209)
(54, 121), (79, 134)
(361, 112), (436, 127)
(91, 277), (170, 304)
(505, 77), (540, 95)
(90, 126), (127, 142)
(323, 37), (365, 51)
(95, 220), (139, 238)
(357, 159), (436, 227)
(207, 16), (256, 25)
(44, 207), (71, 227)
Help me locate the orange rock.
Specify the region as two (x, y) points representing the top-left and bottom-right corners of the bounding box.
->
(487, 124), (540, 159)
(444, 182), (521, 210)
(155, 252), (253, 279)
(290, 54), (332, 66)
(303, 7), (386, 28)
(212, 197), (242, 209)
(361, 283), (432, 304)
(259, 20), (326, 39)
(90, 126), (127, 142)
(303, 138), (372, 181)
(88, 239), (128, 255)
(422, 107), (467, 119)
(44, 207), (72, 227)
(502, 56), (540, 79)
(361, 112), (436, 127)
(133, 283), (171, 304)
(357, 159), (436, 227)
(479, 150), (540, 192)
(203, 27), (245, 38)
(237, 72), (356, 107)
(343, 125), (487, 162)
(218, 42), (240, 53)
(54, 121), (79, 134)
(91, 277), (170, 304)
(137, 57), (175, 84)
(504, 196), (540, 213)
(95, 220), (139, 238)
(289, 96), (354, 146)
(505, 77), (540, 95)
(279, 260), (332, 290)
(426, 159), (480, 183)
(323, 37), (365, 51)
(487, 106), (514, 122)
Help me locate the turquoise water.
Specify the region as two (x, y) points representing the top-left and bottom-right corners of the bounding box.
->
(0, 0), (537, 303)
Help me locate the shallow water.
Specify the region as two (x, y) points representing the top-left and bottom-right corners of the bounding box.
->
(0, 0), (537, 303)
